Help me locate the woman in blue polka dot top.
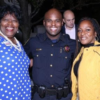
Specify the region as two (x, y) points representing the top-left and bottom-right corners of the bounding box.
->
(0, 5), (31, 100)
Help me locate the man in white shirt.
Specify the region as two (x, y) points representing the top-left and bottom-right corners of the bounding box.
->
(61, 10), (76, 40)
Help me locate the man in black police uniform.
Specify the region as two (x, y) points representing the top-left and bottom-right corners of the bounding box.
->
(24, 8), (76, 100)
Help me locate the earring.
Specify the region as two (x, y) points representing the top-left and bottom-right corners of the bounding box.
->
(17, 30), (19, 33)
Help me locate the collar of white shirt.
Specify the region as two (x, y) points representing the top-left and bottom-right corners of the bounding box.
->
(65, 24), (76, 39)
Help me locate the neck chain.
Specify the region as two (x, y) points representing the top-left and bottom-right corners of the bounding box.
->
(0, 31), (22, 52)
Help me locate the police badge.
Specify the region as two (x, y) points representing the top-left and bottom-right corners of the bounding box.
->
(64, 45), (70, 52)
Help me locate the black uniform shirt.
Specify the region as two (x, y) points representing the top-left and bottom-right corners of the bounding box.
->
(24, 33), (76, 88)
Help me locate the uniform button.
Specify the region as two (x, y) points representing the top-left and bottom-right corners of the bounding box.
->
(52, 44), (54, 46)
(36, 55), (39, 57)
(50, 75), (53, 77)
(65, 56), (67, 59)
(51, 54), (53, 56)
(51, 85), (54, 88)
(50, 64), (53, 67)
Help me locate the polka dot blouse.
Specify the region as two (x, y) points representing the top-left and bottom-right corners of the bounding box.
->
(0, 36), (31, 100)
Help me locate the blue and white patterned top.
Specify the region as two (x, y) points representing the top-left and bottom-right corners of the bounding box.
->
(0, 36), (31, 100)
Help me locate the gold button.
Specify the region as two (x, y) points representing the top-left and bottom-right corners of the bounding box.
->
(65, 56), (67, 59)
(50, 64), (53, 67)
(51, 54), (53, 56)
(51, 85), (54, 88)
(36, 55), (39, 57)
(52, 44), (54, 46)
(50, 75), (53, 77)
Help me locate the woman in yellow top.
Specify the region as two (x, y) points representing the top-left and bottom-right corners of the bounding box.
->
(71, 17), (100, 100)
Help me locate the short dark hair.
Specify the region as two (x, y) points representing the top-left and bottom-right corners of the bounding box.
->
(0, 5), (22, 24)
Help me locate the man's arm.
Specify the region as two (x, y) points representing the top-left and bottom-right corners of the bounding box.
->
(24, 39), (33, 67)
(24, 39), (33, 59)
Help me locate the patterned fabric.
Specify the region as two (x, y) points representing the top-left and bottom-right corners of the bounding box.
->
(0, 36), (31, 100)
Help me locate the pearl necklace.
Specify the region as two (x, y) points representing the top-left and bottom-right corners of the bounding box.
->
(0, 31), (22, 52)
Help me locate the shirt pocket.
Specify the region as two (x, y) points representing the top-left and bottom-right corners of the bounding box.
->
(33, 52), (46, 69)
(55, 53), (72, 71)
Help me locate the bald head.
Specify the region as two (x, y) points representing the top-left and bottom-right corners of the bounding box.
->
(63, 10), (74, 19)
(44, 8), (62, 20)
(43, 8), (63, 40)
(63, 10), (75, 29)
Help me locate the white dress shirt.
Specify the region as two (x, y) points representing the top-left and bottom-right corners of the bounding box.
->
(65, 25), (76, 40)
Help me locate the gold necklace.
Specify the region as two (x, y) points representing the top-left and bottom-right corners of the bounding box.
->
(0, 31), (22, 52)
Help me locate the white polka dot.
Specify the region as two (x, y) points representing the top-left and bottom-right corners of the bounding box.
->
(8, 86), (10, 88)
(6, 80), (9, 82)
(12, 72), (15, 74)
(7, 57), (10, 59)
(3, 84), (6, 86)
(9, 76), (12, 78)
(8, 63), (11, 66)
(12, 59), (14, 62)
(10, 82), (13, 84)
(5, 90), (8, 93)
(1, 88), (3, 91)
(2, 94), (4, 97)
(3, 47), (6, 49)
(0, 65), (3, 67)
(0, 50), (3, 52)
(5, 52), (8, 54)
(8, 69), (11, 72)
(1, 71), (4, 74)
(14, 85), (17, 87)
(15, 56), (17, 58)
(6, 96), (9, 98)
(9, 92), (11, 94)
(5, 73), (8, 76)
(2, 55), (5, 58)
(15, 62), (18, 64)
(8, 49), (11, 51)
(3, 61), (6, 63)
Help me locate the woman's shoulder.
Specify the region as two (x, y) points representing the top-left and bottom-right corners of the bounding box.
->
(0, 36), (5, 43)
(0, 36), (10, 47)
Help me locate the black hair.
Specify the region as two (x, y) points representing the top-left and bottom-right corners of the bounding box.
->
(74, 17), (100, 58)
(0, 5), (22, 25)
(77, 17), (100, 41)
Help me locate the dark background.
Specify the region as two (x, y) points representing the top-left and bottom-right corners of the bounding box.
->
(32, 0), (100, 26)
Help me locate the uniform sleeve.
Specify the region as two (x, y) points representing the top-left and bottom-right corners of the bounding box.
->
(71, 62), (78, 100)
(24, 39), (33, 59)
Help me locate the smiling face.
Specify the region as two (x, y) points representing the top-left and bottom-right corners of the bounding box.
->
(43, 8), (63, 40)
(78, 20), (97, 45)
(0, 13), (19, 39)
